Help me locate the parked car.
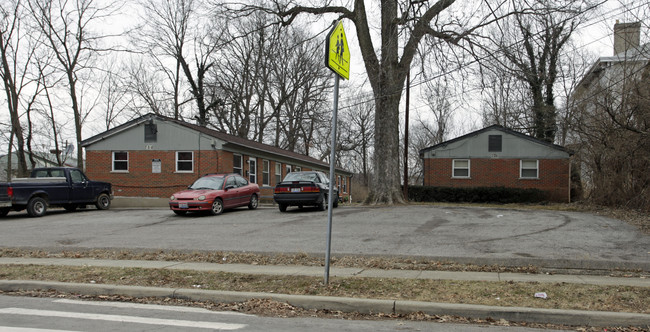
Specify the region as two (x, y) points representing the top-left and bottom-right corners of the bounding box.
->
(273, 171), (338, 212)
(0, 167), (112, 217)
(169, 173), (259, 216)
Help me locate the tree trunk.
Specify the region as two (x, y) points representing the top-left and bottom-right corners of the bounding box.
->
(367, 83), (405, 204)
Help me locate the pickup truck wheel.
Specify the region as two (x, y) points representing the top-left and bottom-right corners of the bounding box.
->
(0, 208), (9, 217)
(95, 193), (111, 210)
(27, 197), (47, 217)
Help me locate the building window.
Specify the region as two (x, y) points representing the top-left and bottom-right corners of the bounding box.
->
(176, 151), (193, 172)
(343, 177), (347, 193)
(521, 159), (539, 178)
(144, 123), (157, 142)
(286, 165), (292, 176)
(233, 154), (242, 175)
(488, 135), (502, 152)
(249, 157), (257, 184)
(112, 151), (128, 172)
(262, 160), (270, 186)
(452, 159), (470, 178)
(295, 166), (301, 172)
(275, 163), (282, 184)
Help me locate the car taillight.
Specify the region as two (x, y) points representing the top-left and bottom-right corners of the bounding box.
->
(301, 186), (320, 192)
(7, 186), (13, 198)
(274, 187), (289, 193)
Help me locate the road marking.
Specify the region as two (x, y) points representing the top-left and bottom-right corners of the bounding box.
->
(0, 308), (246, 330)
(0, 328), (79, 332)
(54, 299), (252, 316)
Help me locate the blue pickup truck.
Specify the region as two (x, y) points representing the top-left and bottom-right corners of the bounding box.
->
(0, 167), (112, 217)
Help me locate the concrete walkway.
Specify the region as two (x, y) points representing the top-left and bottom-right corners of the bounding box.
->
(1, 257), (649, 327)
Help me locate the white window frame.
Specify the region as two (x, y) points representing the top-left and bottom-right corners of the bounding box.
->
(233, 154), (242, 175)
(294, 166), (301, 172)
(175, 151), (194, 173)
(520, 159), (539, 179)
(342, 177), (347, 193)
(275, 163), (282, 184)
(452, 159), (470, 178)
(249, 157), (257, 184)
(262, 160), (270, 186)
(286, 165), (292, 176)
(112, 151), (128, 172)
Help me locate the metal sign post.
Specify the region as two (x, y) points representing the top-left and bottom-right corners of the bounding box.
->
(323, 20), (349, 285)
(324, 75), (339, 285)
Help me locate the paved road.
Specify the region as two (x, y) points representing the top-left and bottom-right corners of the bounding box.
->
(0, 295), (568, 332)
(0, 205), (648, 269)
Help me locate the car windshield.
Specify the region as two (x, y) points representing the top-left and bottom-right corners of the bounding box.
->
(283, 172), (319, 182)
(190, 176), (224, 190)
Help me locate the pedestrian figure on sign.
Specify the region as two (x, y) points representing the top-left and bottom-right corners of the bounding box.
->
(338, 33), (345, 64)
(335, 35), (341, 63)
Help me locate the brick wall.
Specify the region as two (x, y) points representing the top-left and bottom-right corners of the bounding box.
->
(423, 158), (570, 202)
(86, 150), (220, 198)
(86, 150), (353, 200)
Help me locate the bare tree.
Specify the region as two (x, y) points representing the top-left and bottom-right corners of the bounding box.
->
(486, 0), (597, 142)
(236, 0), (512, 204)
(341, 91), (374, 184)
(124, 57), (178, 116)
(480, 56), (531, 130)
(29, 0), (117, 169)
(98, 57), (129, 130)
(210, 10), (274, 139)
(1, 0), (33, 177)
(136, 0), (224, 126)
(570, 18), (649, 211)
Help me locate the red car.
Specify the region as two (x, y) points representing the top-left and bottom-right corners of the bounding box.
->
(169, 173), (259, 216)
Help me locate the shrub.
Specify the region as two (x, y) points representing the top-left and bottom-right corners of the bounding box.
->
(407, 186), (546, 204)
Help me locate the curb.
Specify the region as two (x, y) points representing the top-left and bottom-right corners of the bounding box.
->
(1, 280), (649, 327)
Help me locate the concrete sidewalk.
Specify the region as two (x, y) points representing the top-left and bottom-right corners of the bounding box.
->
(1, 257), (649, 327)
(1, 257), (649, 287)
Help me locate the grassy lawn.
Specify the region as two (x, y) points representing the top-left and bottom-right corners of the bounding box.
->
(1, 264), (648, 314)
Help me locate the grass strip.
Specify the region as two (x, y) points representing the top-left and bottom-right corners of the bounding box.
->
(1, 264), (648, 314)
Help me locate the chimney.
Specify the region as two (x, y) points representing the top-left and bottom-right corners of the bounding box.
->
(613, 21), (641, 55)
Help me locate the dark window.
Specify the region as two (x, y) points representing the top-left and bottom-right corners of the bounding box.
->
(176, 151), (193, 172)
(144, 123), (157, 142)
(488, 135), (502, 152)
(113, 151), (128, 171)
(233, 154), (242, 175)
(262, 160), (270, 186)
(453, 160), (470, 178)
(521, 160), (539, 178)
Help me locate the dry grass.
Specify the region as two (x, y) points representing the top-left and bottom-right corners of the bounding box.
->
(1, 264), (648, 314)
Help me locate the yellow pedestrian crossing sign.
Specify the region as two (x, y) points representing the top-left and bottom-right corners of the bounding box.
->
(325, 21), (350, 80)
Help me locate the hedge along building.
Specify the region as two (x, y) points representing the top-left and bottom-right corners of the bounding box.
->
(419, 125), (572, 203)
(80, 113), (353, 201)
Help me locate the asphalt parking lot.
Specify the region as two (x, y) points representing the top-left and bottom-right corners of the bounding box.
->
(0, 205), (648, 270)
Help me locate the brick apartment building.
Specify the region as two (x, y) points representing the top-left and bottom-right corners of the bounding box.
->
(80, 113), (352, 201)
(419, 125), (572, 202)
